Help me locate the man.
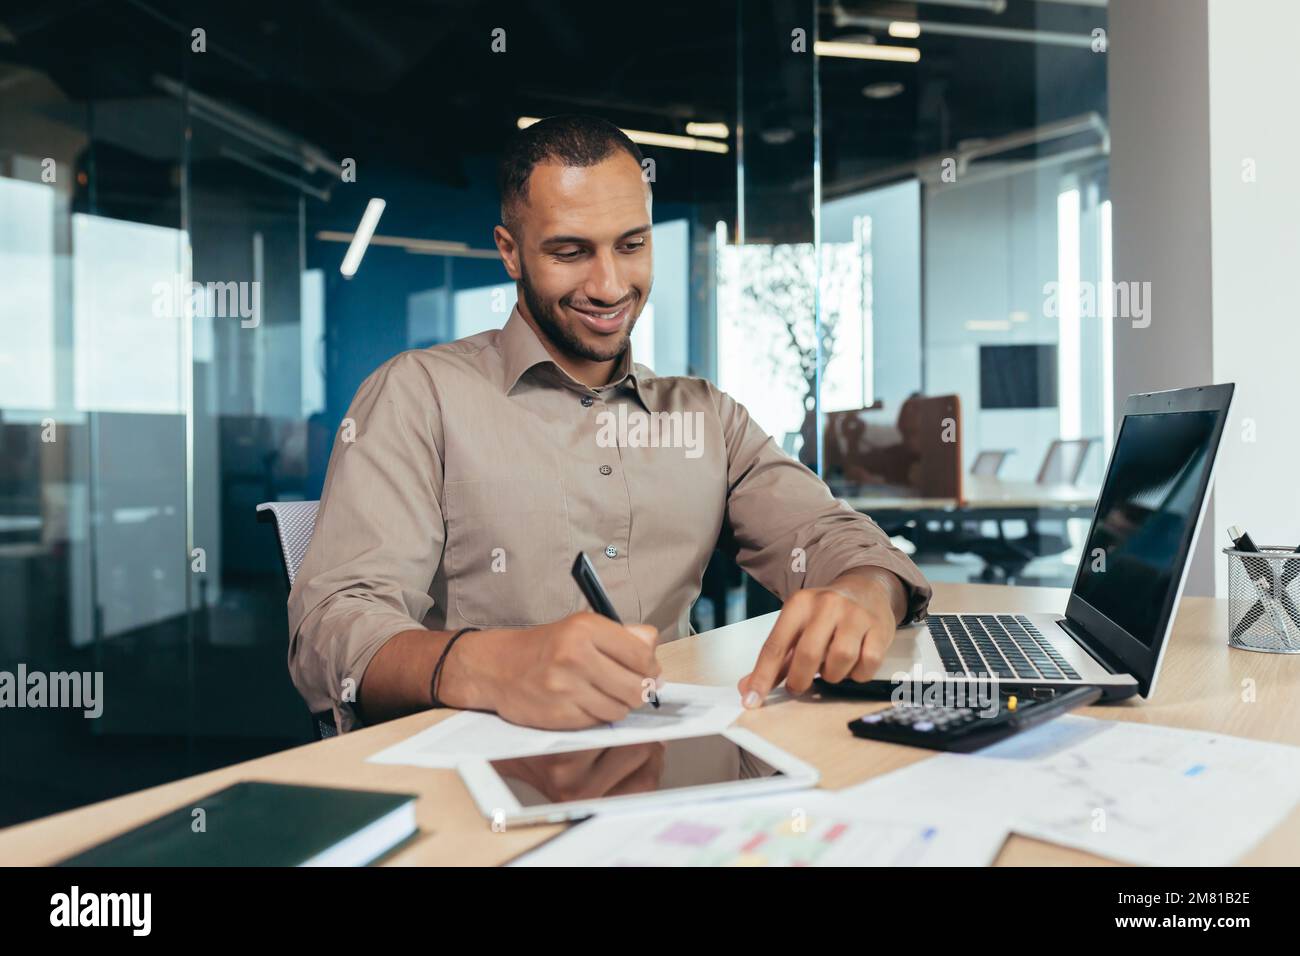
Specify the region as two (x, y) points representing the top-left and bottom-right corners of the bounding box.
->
(288, 114), (931, 734)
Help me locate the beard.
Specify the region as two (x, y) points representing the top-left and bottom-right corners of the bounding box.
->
(519, 259), (641, 364)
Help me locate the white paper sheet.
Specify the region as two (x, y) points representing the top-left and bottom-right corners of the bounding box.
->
(842, 716), (1300, 866)
(366, 682), (746, 769)
(509, 789), (1009, 867)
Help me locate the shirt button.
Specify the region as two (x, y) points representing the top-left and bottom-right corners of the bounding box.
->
(580, 395), (594, 407)
(599, 464), (613, 476)
(605, 545), (618, 558)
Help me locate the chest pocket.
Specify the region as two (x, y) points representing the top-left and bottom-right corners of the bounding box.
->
(443, 477), (576, 627)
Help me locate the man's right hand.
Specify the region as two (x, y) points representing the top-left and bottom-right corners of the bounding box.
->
(485, 612), (661, 730)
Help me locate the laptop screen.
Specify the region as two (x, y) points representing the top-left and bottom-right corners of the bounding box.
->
(1071, 409), (1220, 648)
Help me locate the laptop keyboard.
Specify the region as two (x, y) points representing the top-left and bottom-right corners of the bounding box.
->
(926, 614), (1082, 682)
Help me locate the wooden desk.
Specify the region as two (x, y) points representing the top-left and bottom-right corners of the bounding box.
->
(2, 582), (1298, 866)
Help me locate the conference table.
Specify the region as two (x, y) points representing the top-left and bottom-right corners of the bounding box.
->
(842, 476), (1099, 519)
(2, 582), (1297, 866)
(843, 477), (1101, 579)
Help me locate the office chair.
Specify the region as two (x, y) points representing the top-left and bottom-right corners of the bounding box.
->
(1037, 438), (1096, 485)
(256, 501), (319, 589)
(961, 450), (1013, 553)
(256, 500), (337, 740)
(956, 439), (1098, 581)
(1021, 438), (1098, 558)
(970, 449), (1012, 477)
(955, 524), (1036, 582)
(689, 546), (747, 633)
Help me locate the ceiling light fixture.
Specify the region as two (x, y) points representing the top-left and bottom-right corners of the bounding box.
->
(888, 21), (922, 39)
(814, 40), (921, 62)
(685, 121), (730, 139)
(517, 117), (729, 153)
(339, 198), (385, 277)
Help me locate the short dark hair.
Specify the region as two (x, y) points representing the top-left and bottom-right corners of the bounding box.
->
(498, 114), (645, 232)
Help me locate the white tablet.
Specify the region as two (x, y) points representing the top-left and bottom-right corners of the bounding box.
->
(458, 728), (820, 826)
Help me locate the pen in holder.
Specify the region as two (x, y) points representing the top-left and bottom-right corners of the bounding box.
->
(1222, 546), (1300, 653)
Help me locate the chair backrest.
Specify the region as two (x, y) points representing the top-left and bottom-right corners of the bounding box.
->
(821, 394), (962, 499)
(970, 450), (1011, 477)
(1036, 438), (1096, 485)
(256, 500), (320, 589)
(256, 501), (335, 740)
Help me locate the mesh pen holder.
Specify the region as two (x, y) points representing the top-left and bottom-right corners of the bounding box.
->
(1223, 547), (1300, 654)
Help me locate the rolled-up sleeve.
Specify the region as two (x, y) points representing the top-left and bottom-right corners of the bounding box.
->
(711, 384), (932, 623)
(287, 353), (445, 732)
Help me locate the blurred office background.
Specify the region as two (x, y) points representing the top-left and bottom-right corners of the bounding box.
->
(1, 0), (1114, 824)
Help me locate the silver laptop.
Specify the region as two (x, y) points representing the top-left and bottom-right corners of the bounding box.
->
(822, 383), (1234, 703)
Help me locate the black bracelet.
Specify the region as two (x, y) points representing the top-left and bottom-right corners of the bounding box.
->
(430, 627), (480, 708)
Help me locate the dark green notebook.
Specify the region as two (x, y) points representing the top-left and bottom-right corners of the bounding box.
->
(58, 781), (419, 867)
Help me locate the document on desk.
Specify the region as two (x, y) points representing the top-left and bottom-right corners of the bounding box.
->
(844, 716), (1300, 866)
(366, 682), (745, 769)
(509, 789), (1008, 867)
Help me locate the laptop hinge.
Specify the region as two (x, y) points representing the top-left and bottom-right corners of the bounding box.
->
(1057, 617), (1125, 675)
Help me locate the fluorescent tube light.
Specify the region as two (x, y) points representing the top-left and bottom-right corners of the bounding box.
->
(517, 117), (729, 154)
(814, 40), (921, 62)
(339, 198), (385, 277)
(685, 121), (730, 139)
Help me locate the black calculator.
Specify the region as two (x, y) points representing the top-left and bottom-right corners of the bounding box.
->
(847, 686), (1101, 753)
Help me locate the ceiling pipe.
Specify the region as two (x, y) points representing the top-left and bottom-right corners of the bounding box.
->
(902, 0), (1008, 11)
(821, 111), (1108, 198)
(316, 231), (500, 260)
(926, 144), (1107, 192)
(154, 74), (343, 181)
(220, 148), (332, 202)
(834, 11), (1099, 48)
(829, 0), (1107, 14)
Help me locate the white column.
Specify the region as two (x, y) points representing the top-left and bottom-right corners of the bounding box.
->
(1207, 0), (1300, 591)
(1109, 0), (1216, 594)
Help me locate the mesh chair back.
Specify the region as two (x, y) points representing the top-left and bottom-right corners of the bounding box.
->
(970, 450), (1011, 477)
(256, 500), (336, 739)
(1036, 438), (1096, 485)
(256, 500), (319, 588)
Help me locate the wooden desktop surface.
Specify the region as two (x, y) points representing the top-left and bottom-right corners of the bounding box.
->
(2, 582), (1297, 866)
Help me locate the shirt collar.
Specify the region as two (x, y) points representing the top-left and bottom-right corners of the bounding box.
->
(498, 305), (655, 408)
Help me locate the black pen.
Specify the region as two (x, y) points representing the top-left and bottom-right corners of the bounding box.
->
(1228, 526), (1293, 639)
(571, 551), (659, 707)
(1278, 542), (1300, 626)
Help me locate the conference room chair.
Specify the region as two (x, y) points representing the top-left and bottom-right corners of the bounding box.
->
(1021, 438), (1099, 559)
(1037, 438), (1096, 485)
(256, 501), (337, 740)
(963, 450), (1013, 543)
(956, 438), (1098, 582)
(970, 450), (1012, 478)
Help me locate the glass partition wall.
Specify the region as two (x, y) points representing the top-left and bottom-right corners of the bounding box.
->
(0, 7), (321, 825)
(723, 0), (1112, 597)
(0, 0), (740, 826)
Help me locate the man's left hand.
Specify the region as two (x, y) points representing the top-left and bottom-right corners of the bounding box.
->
(738, 567), (907, 708)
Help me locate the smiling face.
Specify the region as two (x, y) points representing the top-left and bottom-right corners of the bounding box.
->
(494, 151), (653, 372)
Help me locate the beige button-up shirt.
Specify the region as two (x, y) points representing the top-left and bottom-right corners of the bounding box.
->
(288, 308), (931, 731)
